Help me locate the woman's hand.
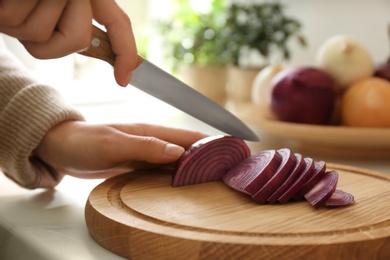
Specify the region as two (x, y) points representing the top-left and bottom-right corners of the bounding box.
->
(0, 0), (137, 86)
(33, 121), (207, 179)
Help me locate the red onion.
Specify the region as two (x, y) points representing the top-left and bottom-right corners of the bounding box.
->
(252, 148), (297, 204)
(173, 136), (354, 209)
(223, 150), (282, 195)
(374, 27), (390, 81)
(374, 57), (390, 82)
(270, 66), (337, 125)
(374, 63), (390, 82)
(325, 189), (354, 207)
(304, 170), (338, 208)
(172, 135), (250, 187)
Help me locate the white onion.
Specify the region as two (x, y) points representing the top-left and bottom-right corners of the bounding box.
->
(251, 64), (283, 117)
(316, 35), (374, 89)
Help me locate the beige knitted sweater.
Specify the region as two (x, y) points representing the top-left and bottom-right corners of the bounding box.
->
(0, 37), (84, 189)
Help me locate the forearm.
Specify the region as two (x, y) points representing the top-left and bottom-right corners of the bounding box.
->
(0, 37), (84, 189)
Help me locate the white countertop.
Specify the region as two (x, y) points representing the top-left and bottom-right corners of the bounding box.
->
(0, 174), (121, 260)
(0, 95), (225, 260)
(1, 96), (390, 260)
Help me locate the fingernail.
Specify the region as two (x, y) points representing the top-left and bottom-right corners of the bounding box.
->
(121, 71), (132, 87)
(164, 143), (185, 157)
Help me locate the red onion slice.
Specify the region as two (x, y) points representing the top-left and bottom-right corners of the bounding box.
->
(325, 189), (354, 207)
(304, 170), (338, 208)
(267, 153), (305, 204)
(223, 150), (282, 195)
(292, 161), (326, 201)
(278, 157), (315, 203)
(252, 148), (297, 204)
(172, 135), (251, 187)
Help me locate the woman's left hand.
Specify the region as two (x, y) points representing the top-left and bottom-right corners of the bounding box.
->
(34, 121), (207, 179)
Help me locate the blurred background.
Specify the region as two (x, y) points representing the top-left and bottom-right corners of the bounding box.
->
(2, 0), (389, 129)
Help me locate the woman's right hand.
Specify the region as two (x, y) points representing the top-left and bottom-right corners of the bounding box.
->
(0, 0), (137, 86)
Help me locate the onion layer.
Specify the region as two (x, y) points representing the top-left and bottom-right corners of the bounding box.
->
(267, 153), (305, 204)
(223, 150), (282, 195)
(325, 189), (354, 207)
(252, 148), (296, 203)
(304, 170), (338, 208)
(293, 161), (326, 201)
(172, 135), (250, 187)
(278, 158), (315, 203)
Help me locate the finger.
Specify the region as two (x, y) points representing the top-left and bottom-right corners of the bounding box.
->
(0, 0), (66, 42)
(91, 0), (138, 86)
(21, 0), (92, 59)
(65, 161), (171, 179)
(0, 0), (37, 26)
(104, 132), (186, 164)
(109, 123), (208, 149)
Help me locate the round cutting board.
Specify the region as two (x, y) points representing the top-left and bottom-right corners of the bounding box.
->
(85, 164), (390, 259)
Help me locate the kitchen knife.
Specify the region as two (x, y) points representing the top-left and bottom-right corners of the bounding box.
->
(80, 25), (259, 141)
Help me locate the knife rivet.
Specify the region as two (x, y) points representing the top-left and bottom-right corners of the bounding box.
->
(91, 38), (100, 47)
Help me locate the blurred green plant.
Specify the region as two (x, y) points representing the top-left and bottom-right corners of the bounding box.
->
(154, 0), (230, 69)
(225, 2), (307, 67)
(154, 0), (306, 69)
(134, 28), (149, 58)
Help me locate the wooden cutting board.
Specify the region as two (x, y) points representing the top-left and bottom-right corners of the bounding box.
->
(85, 164), (390, 260)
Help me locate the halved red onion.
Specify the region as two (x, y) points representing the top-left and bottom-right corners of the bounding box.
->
(278, 157), (315, 203)
(304, 170), (338, 208)
(292, 160), (326, 201)
(223, 150), (282, 195)
(252, 148), (297, 204)
(325, 189), (354, 207)
(267, 153), (305, 204)
(172, 135), (251, 187)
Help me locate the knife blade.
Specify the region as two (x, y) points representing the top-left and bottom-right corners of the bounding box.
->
(80, 26), (259, 141)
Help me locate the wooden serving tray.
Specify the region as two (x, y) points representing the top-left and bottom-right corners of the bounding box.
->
(231, 103), (390, 158)
(85, 164), (390, 259)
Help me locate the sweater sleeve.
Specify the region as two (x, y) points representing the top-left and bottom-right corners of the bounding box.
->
(0, 37), (85, 189)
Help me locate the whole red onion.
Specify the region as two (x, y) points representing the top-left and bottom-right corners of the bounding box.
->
(270, 66), (338, 125)
(374, 58), (390, 82)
